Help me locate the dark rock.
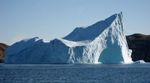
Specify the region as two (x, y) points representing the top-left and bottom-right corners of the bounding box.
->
(0, 43), (8, 63)
(126, 33), (150, 62)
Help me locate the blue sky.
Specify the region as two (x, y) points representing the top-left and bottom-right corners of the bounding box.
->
(0, 0), (150, 45)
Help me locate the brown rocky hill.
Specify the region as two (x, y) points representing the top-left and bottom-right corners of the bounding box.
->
(126, 33), (150, 62)
(0, 43), (8, 63)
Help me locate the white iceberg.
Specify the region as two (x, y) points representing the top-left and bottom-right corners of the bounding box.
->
(5, 13), (132, 64)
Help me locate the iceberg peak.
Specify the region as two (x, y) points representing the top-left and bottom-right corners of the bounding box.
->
(63, 13), (122, 41)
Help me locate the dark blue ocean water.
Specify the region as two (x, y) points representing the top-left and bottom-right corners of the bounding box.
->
(0, 64), (150, 83)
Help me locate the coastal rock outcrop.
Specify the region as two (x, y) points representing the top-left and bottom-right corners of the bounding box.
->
(127, 34), (150, 62)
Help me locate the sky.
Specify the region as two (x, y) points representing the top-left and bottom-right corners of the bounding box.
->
(0, 0), (150, 45)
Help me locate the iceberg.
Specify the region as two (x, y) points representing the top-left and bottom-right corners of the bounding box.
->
(5, 13), (132, 64)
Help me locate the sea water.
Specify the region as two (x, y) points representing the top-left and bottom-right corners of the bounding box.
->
(0, 64), (150, 83)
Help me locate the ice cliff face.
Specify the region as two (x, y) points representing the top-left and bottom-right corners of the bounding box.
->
(5, 13), (132, 64)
